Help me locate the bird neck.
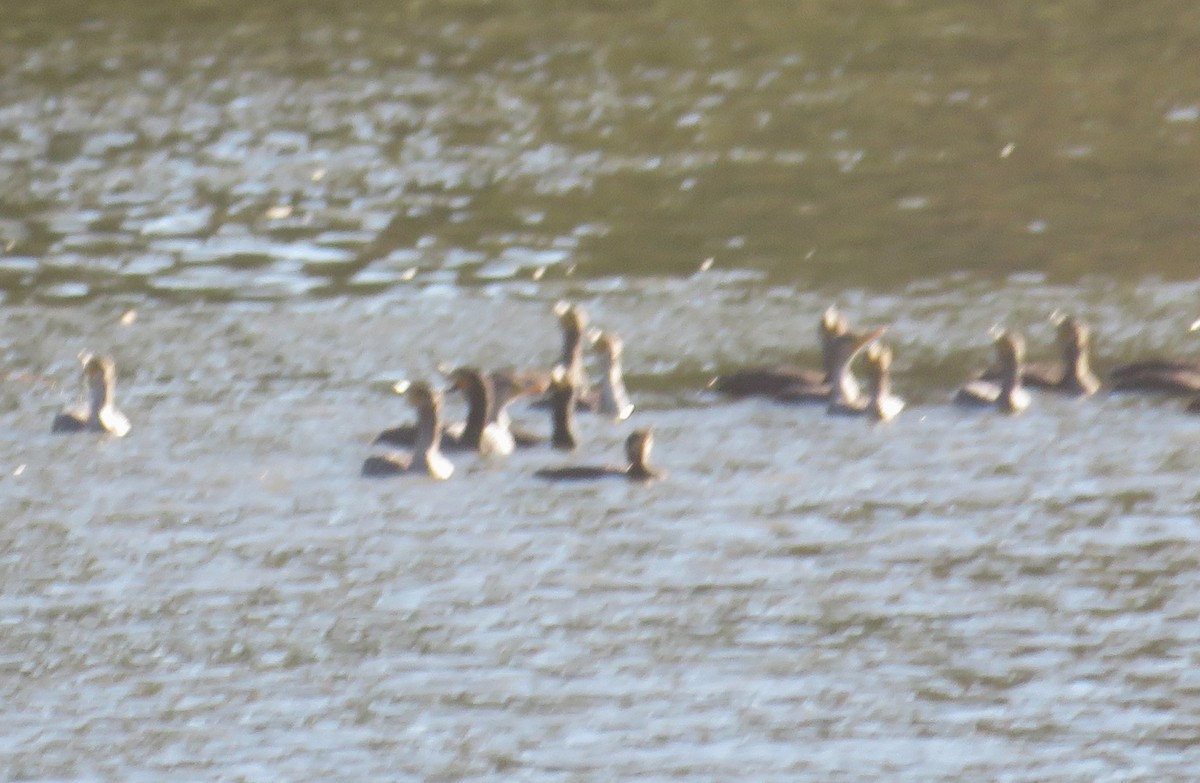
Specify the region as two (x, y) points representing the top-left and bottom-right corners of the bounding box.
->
(598, 353), (630, 413)
(87, 373), (110, 421)
(1062, 338), (1095, 390)
(626, 450), (656, 480)
(413, 401), (443, 456)
(459, 375), (493, 448)
(826, 334), (864, 404)
(998, 350), (1022, 395)
(561, 329), (585, 388)
(550, 388), (577, 449)
(869, 365), (891, 402)
(828, 358), (861, 406)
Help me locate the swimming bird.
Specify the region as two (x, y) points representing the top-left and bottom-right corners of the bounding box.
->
(526, 301), (608, 412)
(709, 305), (850, 398)
(488, 369), (550, 448)
(781, 324), (889, 406)
(590, 329), (634, 420)
(983, 314), (1100, 395)
(510, 365), (579, 449)
(839, 341), (904, 422)
(1109, 318), (1200, 395)
(547, 365), (580, 449)
(554, 301), (590, 393)
(51, 354), (131, 437)
(956, 330), (1032, 414)
(440, 367), (520, 455)
(375, 367), (529, 455)
(534, 428), (663, 482)
(362, 381), (454, 478)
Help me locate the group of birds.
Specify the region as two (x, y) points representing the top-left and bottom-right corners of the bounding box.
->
(49, 301), (1200, 483)
(711, 305), (1200, 418)
(358, 301), (659, 482)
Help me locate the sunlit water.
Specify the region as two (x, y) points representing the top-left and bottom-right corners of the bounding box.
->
(1, 2), (1200, 781)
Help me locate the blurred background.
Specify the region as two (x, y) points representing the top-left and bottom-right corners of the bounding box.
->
(3, 0), (1200, 297)
(2, 2), (1199, 781)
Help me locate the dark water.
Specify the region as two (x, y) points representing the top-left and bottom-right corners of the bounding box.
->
(2, 2), (1200, 780)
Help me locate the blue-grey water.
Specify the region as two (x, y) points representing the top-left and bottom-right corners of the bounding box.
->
(2, 2), (1200, 781)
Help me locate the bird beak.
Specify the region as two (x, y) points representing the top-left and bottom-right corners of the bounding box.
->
(392, 380), (411, 395)
(553, 300), (572, 318)
(1190, 318), (1200, 332)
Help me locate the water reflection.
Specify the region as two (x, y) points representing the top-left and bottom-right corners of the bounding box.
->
(2, 1), (1200, 303)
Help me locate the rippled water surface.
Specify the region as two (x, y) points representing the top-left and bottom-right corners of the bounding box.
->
(2, 2), (1200, 781)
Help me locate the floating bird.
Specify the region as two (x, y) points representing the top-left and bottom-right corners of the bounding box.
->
(956, 330), (1032, 414)
(535, 428), (664, 483)
(510, 366), (579, 450)
(547, 366), (579, 450)
(51, 354), (131, 437)
(362, 381), (454, 479)
(554, 300), (590, 393)
(981, 314), (1100, 395)
(710, 305), (850, 399)
(781, 324), (888, 406)
(858, 342), (905, 422)
(1109, 318), (1200, 395)
(590, 329), (634, 420)
(375, 367), (535, 455)
(526, 301), (610, 412)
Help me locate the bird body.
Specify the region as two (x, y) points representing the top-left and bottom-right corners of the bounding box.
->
(52, 354), (131, 437)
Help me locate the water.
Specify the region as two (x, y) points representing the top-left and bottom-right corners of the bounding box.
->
(1, 2), (1199, 780)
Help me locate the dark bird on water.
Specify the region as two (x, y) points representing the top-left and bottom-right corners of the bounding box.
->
(525, 301), (609, 413)
(508, 365), (580, 450)
(828, 341), (905, 422)
(590, 329), (635, 421)
(362, 381), (455, 479)
(779, 323), (888, 407)
(979, 314), (1100, 396)
(375, 367), (537, 455)
(709, 305), (852, 399)
(51, 354), (131, 437)
(1109, 318), (1200, 395)
(956, 330), (1032, 414)
(535, 428), (664, 483)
